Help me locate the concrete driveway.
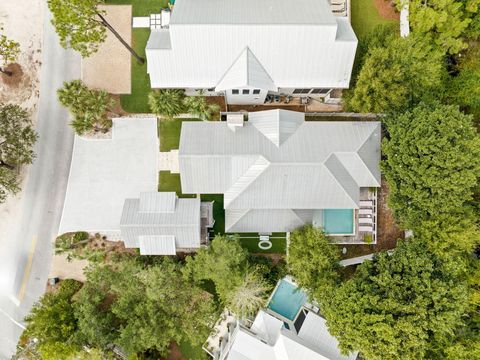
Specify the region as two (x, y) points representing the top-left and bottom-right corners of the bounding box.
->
(0, 7), (80, 358)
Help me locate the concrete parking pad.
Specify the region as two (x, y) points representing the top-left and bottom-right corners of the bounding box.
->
(59, 118), (158, 234)
(82, 5), (132, 94)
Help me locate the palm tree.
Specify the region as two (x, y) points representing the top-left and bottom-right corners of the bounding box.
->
(58, 80), (113, 135)
(184, 91), (221, 120)
(226, 270), (271, 319)
(148, 89), (186, 120)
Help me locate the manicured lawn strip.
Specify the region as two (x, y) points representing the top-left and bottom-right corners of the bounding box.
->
(158, 171), (196, 198)
(158, 118), (201, 152)
(238, 237), (286, 254)
(105, 0), (169, 17)
(351, 0), (397, 39)
(201, 194), (225, 235)
(120, 28), (151, 113)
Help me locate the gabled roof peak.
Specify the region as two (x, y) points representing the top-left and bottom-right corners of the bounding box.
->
(215, 47), (277, 92)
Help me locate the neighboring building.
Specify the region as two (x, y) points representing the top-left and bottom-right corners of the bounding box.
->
(204, 278), (357, 360)
(178, 110), (381, 242)
(145, 0), (357, 105)
(120, 192), (213, 255)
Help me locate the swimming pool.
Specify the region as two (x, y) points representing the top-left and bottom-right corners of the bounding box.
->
(323, 209), (354, 235)
(267, 279), (307, 321)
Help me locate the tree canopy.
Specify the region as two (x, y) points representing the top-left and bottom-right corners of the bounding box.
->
(0, 29), (20, 74)
(48, 0), (107, 57)
(74, 258), (215, 356)
(408, 0), (480, 54)
(321, 240), (470, 360)
(347, 35), (445, 113)
(0, 104), (37, 202)
(287, 225), (340, 295)
(382, 103), (480, 233)
(225, 270), (271, 318)
(23, 279), (83, 359)
(57, 80), (113, 135)
(183, 235), (248, 303)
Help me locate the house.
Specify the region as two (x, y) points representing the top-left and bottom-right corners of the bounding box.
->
(204, 278), (357, 360)
(145, 0), (357, 105)
(59, 118), (214, 255)
(178, 110), (381, 241)
(120, 192), (214, 255)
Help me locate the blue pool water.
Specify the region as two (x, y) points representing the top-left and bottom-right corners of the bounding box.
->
(267, 280), (307, 321)
(323, 209), (354, 234)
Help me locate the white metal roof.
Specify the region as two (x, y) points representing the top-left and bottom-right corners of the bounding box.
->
(215, 48), (277, 92)
(227, 310), (357, 360)
(58, 118), (158, 234)
(179, 110), (380, 232)
(146, 0), (357, 89)
(139, 235), (176, 255)
(139, 192), (176, 213)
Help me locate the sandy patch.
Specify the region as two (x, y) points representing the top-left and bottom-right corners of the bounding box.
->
(0, 0), (43, 245)
(0, 0), (43, 114)
(82, 5), (132, 94)
(374, 0), (400, 20)
(48, 254), (88, 283)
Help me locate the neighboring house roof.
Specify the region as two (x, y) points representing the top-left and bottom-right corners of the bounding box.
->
(227, 310), (357, 360)
(215, 47), (277, 92)
(120, 192), (201, 252)
(179, 110), (381, 232)
(58, 118), (158, 234)
(146, 0), (357, 89)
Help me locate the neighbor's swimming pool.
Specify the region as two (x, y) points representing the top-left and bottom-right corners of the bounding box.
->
(267, 279), (307, 321)
(323, 209), (354, 235)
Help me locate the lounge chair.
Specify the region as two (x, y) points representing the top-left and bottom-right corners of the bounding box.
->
(359, 225), (373, 232)
(359, 217), (373, 225)
(359, 200), (373, 208)
(359, 208), (373, 216)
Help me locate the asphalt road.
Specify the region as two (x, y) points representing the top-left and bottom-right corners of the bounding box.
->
(0, 6), (80, 358)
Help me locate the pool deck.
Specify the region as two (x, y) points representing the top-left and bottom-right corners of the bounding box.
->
(331, 187), (378, 244)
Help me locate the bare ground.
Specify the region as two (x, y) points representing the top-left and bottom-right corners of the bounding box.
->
(374, 0), (400, 20)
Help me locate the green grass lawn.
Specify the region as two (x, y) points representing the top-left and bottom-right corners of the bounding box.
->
(106, 0), (169, 17)
(238, 237), (286, 254)
(351, 0), (398, 39)
(158, 118), (201, 152)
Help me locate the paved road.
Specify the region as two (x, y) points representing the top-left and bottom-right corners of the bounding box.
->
(0, 6), (80, 358)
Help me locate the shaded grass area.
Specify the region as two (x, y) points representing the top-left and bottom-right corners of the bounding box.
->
(201, 194), (225, 236)
(351, 0), (397, 39)
(158, 118), (201, 152)
(158, 171), (195, 198)
(177, 342), (209, 360)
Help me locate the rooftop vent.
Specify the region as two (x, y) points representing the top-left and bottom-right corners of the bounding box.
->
(226, 113), (245, 131)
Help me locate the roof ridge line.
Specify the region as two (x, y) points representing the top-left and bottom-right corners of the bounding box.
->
(323, 153), (359, 208)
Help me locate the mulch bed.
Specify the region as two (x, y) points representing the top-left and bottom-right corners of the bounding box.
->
(1, 63), (23, 87)
(374, 0), (399, 20)
(228, 104), (306, 113)
(206, 96), (227, 113)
